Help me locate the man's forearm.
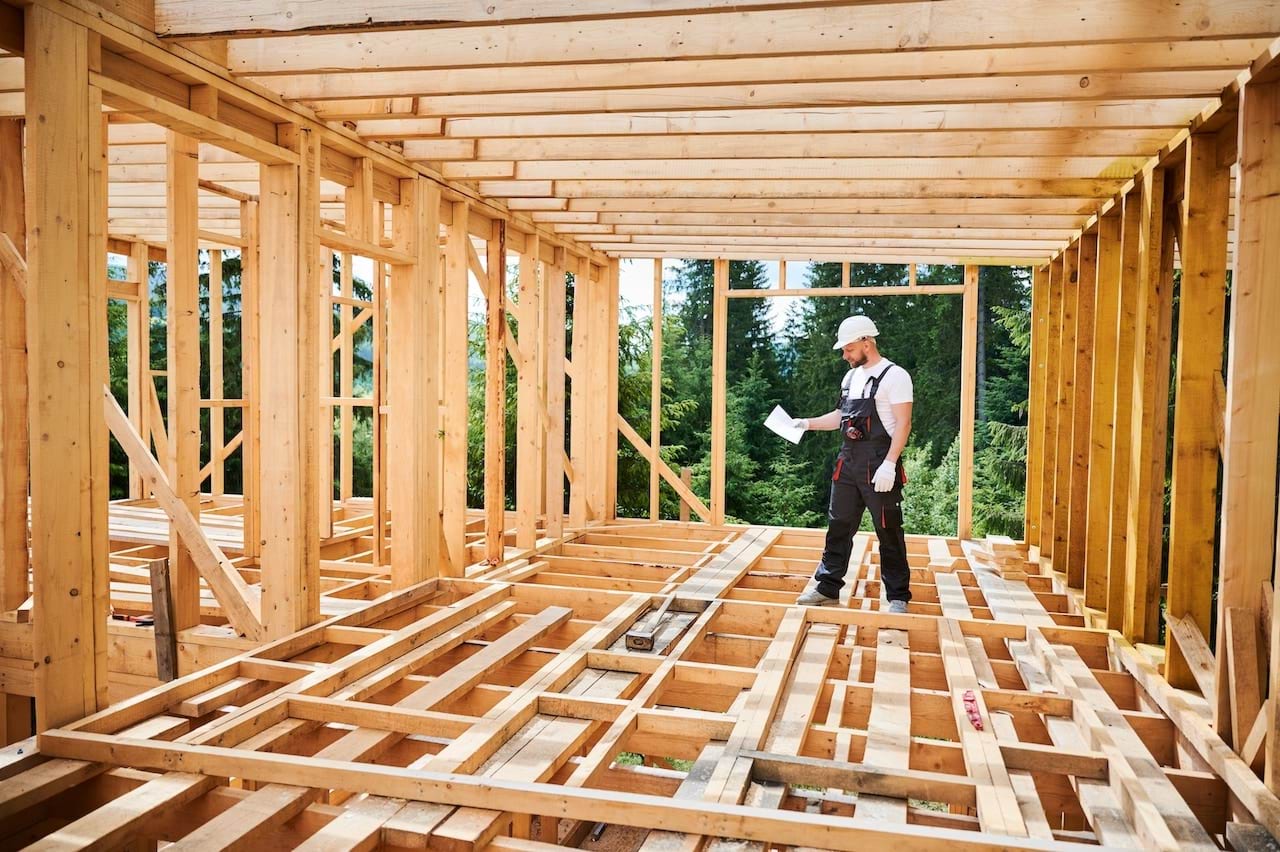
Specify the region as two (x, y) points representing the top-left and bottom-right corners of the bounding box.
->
(886, 428), (910, 463)
(805, 410), (841, 431)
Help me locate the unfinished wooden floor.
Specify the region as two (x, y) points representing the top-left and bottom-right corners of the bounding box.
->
(0, 523), (1271, 850)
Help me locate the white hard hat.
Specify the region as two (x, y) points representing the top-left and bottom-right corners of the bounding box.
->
(833, 315), (879, 349)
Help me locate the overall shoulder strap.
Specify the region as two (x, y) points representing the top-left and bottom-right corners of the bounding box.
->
(863, 364), (895, 397)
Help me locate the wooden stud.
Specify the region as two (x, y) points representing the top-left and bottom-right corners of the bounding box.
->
(0, 116), (30, 744)
(24, 5), (109, 729)
(166, 130), (203, 634)
(209, 248), (225, 495)
(389, 179), (443, 588)
(257, 127), (321, 638)
(1036, 257), (1062, 564)
(1220, 75), (1280, 754)
(544, 251), (567, 539)
(485, 220), (508, 564)
(1165, 130), (1230, 691)
(443, 201), (472, 569)
(125, 239), (151, 500)
(516, 232), (543, 550)
(1050, 244), (1077, 574)
(0, 118), (26, 616)
(1022, 265), (1046, 549)
(650, 259), (663, 521)
(1106, 187), (1142, 631)
(317, 244), (333, 538)
(957, 265), (978, 539)
(710, 258), (729, 526)
(605, 258), (621, 519)
(1122, 165), (1172, 645)
(239, 199), (262, 563)
(1083, 211), (1121, 612)
(1064, 230), (1096, 591)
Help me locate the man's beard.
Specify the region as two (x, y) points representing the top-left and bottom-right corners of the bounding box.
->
(847, 352), (867, 368)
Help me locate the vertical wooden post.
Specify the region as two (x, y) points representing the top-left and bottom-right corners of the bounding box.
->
(650, 259), (663, 521)
(0, 116), (31, 742)
(484, 220), (507, 563)
(679, 467), (693, 523)
(1023, 265), (1047, 549)
(1107, 187), (1143, 630)
(317, 244), (333, 538)
(544, 250), (567, 539)
(389, 178), (443, 588)
(516, 233), (543, 549)
(1050, 243), (1079, 573)
(604, 259), (620, 520)
(125, 239), (150, 499)
(25, 5), (109, 728)
(710, 258), (728, 526)
(0, 119), (27, 615)
(1083, 210), (1122, 612)
(209, 248), (225, 496)
(957, 264), (978, 539)
(1220, 76), (1280, 755)
(257, 127), (320, 638)
(165, 131), (202, 633)
(1166, 130), (1231, 690)
(240, 199), (261, 562)
(568, 256), (587, 529)
(1037, 257), (1063, 562)
(339, 252), (354, 505)
(442, 202), (470, 570)
(1123, 165), (1172, 644)
(1065, 230), (1097, 589)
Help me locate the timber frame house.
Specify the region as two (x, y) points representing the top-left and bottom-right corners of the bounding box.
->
(0, 1), (1278, 848)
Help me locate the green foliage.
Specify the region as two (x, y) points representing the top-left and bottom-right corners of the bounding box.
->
(616, 260), (1034, 534)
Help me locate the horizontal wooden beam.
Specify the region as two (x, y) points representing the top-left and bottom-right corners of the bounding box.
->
(224, 3), (1280, 73)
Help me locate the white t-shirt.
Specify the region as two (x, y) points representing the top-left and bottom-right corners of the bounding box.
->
(841, 359), (914, 438)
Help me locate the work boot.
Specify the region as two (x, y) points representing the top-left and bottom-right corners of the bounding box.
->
(796, 588), (840, 607)
(886, 599), (909, 615)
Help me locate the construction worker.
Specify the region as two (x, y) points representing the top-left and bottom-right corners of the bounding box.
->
(790, 315), (914, 613)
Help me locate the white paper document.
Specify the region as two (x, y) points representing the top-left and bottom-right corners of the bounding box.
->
(765, 405), (805, 445)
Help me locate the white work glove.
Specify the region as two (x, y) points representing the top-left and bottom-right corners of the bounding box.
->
(791, 418), (809, 431)
(872, 459), (897, 493)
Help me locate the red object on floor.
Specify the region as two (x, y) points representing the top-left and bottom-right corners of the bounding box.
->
(962, 689), (983, 730)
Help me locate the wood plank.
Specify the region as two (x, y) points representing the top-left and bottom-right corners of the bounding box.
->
(1106, 187), (1143, 630)
(1065, 229), (1096, 590)
(166, 130), (203, 633)
(257, 128), (321, 638)
(710, 259), (728, 525)
(856, 629), (911, 822)
(1022, 265), (1046, 549)
(25, 6), (110, 729)
(1050, 244), (1078, 574)
(957, 265), (978, 539)
(1219, 76), (1280, 754)
(484, 219), (508, 564)
(223, 4), (1280, 71)
(442, 200), (473, 570)
(936, 619), (1026, 837)
(103, 388), (264, 640)
(389, 179), (444, 586)
(516, 231), (543, 550)
(1037, 258), (1063, 565)
(543, 255), (567, 539)
(1166, 128), (1230, 690)
(1083, 211), (1121, 611)
(0, 116), (29, 743)
(1122, 164), (1172, 644)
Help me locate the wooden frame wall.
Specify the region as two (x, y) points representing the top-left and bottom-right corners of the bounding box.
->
(1025, 42), (1280, 795)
